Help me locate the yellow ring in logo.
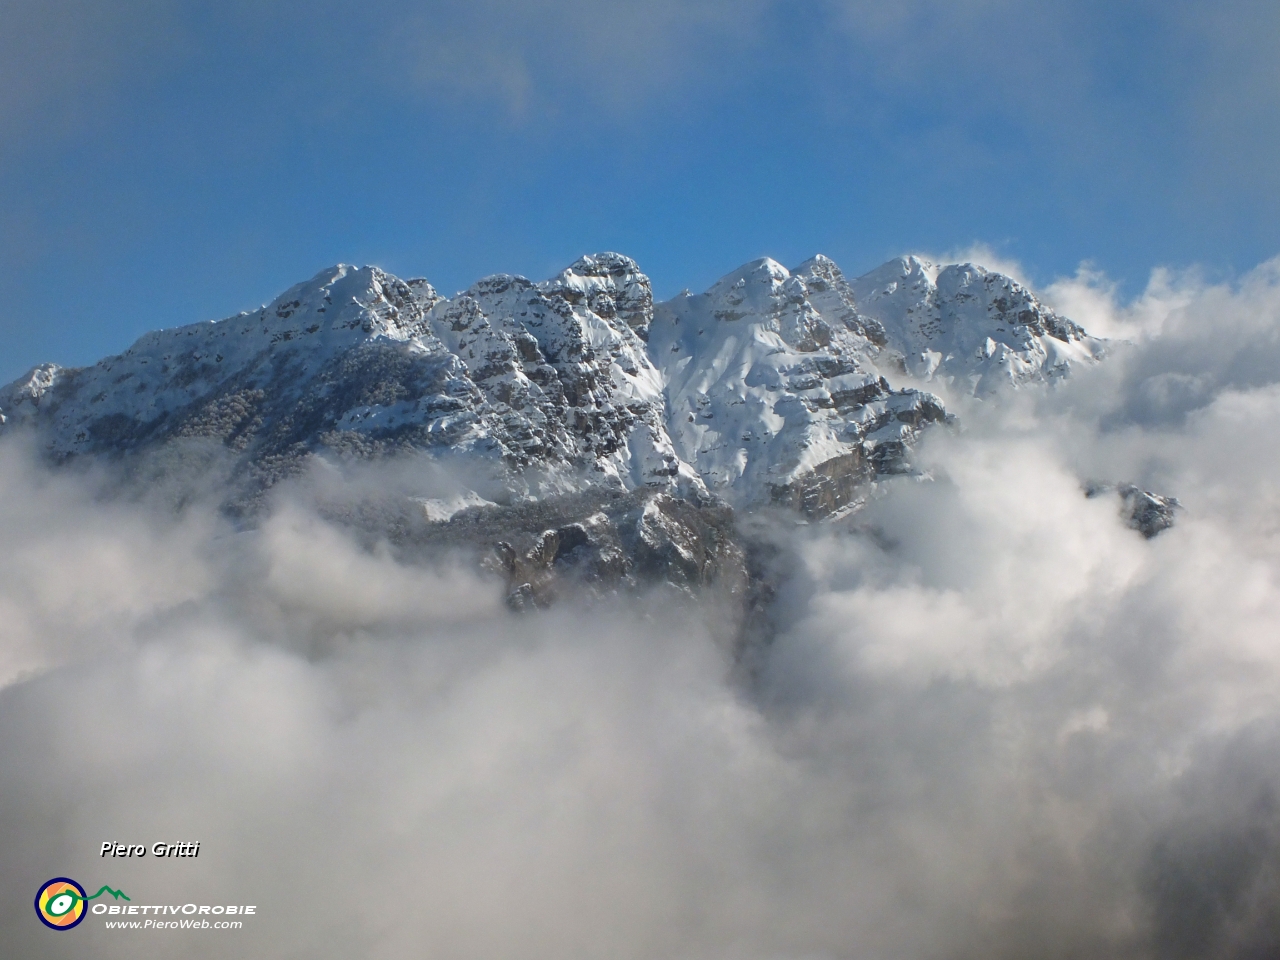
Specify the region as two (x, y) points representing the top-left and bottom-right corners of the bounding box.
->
(36, 878), (88, 930)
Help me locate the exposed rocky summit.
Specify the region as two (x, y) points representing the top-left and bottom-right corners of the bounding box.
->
(851, 256), (1107, 395)
(0, 259), (693, 512)
(651, 255), (948, 517)
(1, 250), (1161, 608)
(1085, 482), (1182, 539)
(0, 252), (996, 518)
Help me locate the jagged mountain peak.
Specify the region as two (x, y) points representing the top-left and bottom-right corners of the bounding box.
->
(794, 252), (839, 270)
(0, 251), (1174, 608)
(538, 252), (654, 338)
(0, 248), (1108, 521)
(0, 362), (61, 424)
(649, 255), (945, 513)
(274, 262), (437, 314)
(459, 271), (536, 301)
(700, 257), (792, 311)
(561, 251), (645, 278)
(790, 254), (849, 291)
(849, 254), (1105, 393)
(856, 254), (941, 290)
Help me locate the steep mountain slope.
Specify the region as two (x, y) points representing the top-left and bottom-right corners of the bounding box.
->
(0, 251), (1110, 527)
(0, 256), (695, 511)
(1, 250), (1174, 608)
(850, 256), (1107, 395)
(650, 256), (947, 515)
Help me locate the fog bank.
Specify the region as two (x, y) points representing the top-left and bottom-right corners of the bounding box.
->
(6, 260), (1280, 958)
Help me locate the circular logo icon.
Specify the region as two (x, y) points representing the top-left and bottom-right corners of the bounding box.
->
(35, 878), (88, 930)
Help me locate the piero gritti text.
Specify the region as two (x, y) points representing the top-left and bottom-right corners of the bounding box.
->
(101, 841), (201, 858)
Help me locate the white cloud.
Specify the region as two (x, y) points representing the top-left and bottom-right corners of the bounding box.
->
(6, 252), (1280, 957)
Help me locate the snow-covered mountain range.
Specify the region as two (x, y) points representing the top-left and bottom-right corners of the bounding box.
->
(0, 250), (1141, 604)
(0, 252), (1100, 514)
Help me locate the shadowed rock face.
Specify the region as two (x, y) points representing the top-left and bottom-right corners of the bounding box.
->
(307, 482), (771, 652)
(1086, 482), (1182, 538)
(431, 489), (748, 606)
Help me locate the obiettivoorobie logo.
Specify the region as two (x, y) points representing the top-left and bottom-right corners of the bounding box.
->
(35, 878), (129, 930)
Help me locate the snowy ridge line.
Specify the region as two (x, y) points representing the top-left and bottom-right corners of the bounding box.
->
(0, 251), (1103, 518)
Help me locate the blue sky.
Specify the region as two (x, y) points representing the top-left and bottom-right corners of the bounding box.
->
(3, 0), (1278, 382)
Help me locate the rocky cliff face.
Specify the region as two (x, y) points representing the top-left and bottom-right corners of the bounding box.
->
(1084, 482), (1182, 539)
(2, 250), (1155, 610)
(0, 258), (696, 513)
(649, 255), (948, 517)
(1, 251), (1008, 518)
(850, 256), (1107, 395)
